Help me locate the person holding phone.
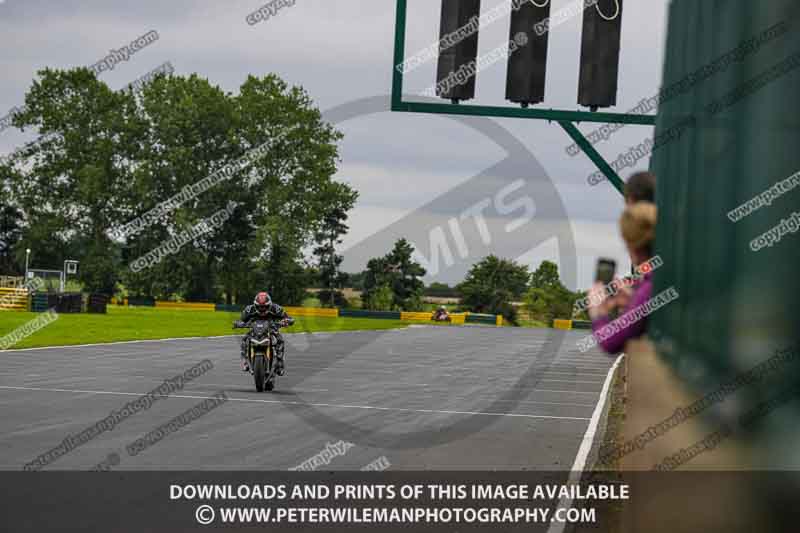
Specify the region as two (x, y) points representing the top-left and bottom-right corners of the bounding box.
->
(587, 202), (658, 354)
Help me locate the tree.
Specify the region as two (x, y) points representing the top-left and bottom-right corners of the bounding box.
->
(362, 257), (393, 309)
(363, 284), (393, 311)
(424, 282), (461, 298)
(7, 68), (145, 293)
(387, 238), (426, 311)
(6, 68), (357, 302)
(457, 255), (530, 325)
(313, 182), (358, 307)
(235, 74), (351, 307)
(125, 72), (241, 301)
(524, 260), (579, 324)
(316, 289), (350, 308)
(361, 238), (426, 311)
(346, 271), (366, 291)
(0, 199), (23, 275)
(572, 290), (590, 320)
(530, 260), (562, 291)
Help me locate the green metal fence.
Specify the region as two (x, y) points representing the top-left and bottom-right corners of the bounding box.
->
(650, 0), (800, 442)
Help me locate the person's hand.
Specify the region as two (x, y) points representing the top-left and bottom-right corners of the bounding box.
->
(587, 282), (609, 320)
(610, 284), (633, 310)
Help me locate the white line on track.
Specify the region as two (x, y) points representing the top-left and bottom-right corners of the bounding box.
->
(0, 327), (411, 353)
(537, 379), (604, 385)
(0, 335), (240, 352)
(530, 389), (602, 395)
(194, 383), (331, 393)
(176, 388), (596, 409)
(0, 385), (591, 421)
(546, 353), (624, 533)
(3, 374), (331, 393)
(540, 371), (610, 376)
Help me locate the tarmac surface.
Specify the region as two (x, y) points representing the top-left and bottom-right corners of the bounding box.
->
(0, 325), (614, 471)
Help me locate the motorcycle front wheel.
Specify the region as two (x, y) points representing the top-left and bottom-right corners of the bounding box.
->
(253, 355), (265, 392)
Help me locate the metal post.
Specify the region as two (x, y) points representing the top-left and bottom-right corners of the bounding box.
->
(329, 237), (335, 308)
(392, 100), (656, 126)
(391, 0), (408, 110)
(558, 120), (626, 194)
(25, 248), (30, 280)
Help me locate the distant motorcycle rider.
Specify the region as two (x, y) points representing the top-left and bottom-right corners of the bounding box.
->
(239, 292), (292, 375)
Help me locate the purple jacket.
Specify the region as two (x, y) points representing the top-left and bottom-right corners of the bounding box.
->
(591, 271), (653, 354)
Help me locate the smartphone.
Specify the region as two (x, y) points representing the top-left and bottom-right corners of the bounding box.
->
(595, 258), (616, 284)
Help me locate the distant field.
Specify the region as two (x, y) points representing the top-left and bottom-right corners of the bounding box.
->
(0, 306), (410, 350)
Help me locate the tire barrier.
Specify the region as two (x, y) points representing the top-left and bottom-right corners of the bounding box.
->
(87, 294), (109, 314)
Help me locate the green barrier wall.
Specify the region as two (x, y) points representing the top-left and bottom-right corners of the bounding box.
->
(650, 0), (800, 436)
(31, 293), (50, 313)
(339, 309), (402, 320)
(465, 313), (497, 325)
(127, 296), (156, 307)
(215, 304), (243, 313)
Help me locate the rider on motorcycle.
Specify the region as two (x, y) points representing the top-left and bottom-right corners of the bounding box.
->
(239, 292), (292, 375)
(432, 305), (450, 322)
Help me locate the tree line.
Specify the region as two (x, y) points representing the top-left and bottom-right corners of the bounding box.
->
(0, 68), (356, 305)
(355, 238), (585, 326)
(0, 68), (584, 322)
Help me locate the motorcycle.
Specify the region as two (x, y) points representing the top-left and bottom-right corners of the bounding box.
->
(233, 317), (293, 392)
(432, 307), (451, 322)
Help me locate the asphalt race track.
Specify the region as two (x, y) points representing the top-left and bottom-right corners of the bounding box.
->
(0, 326), (614, 471)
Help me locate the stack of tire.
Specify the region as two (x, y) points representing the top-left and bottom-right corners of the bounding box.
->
(55, 293), (82, 313)
(87, 294), (108, 314)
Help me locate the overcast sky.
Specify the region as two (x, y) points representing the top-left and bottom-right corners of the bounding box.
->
(0, 0), (669, 289)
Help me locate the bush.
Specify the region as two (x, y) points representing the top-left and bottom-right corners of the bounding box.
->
(458, 256), (529, 325)
(400, 292), (424, 312)
(363, 285), (394, 311)
(523, 285), (577, 324)
(316, 290), (350, 308)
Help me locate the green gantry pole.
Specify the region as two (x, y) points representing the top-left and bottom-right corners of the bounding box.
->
(558, 121), (625, 194)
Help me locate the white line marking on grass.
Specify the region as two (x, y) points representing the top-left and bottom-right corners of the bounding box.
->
(0, 385), (591, 421)
(546, 354), (624, 533)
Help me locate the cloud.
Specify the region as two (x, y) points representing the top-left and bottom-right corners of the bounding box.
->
(0, 0), (666, 289)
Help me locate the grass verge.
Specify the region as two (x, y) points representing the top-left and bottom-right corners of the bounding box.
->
(0, 306), (410, 350)
(516, 317), (549, 329)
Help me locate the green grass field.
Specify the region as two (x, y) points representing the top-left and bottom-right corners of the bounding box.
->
(0, 306), (410, 350)
(517, 317), (549, 329)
